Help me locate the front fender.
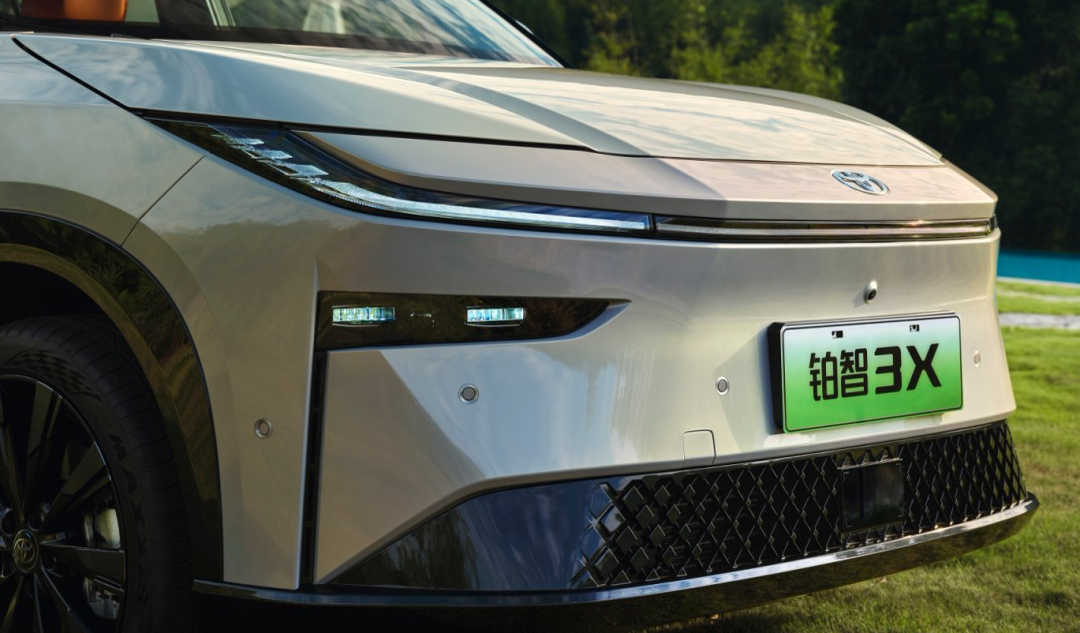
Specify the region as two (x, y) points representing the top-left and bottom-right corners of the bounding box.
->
(0, 210), (223, 580)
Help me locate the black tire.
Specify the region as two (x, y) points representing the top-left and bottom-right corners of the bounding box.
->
(0, 316), (193, 633)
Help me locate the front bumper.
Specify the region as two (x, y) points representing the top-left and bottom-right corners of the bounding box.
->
(133, 152), (1014, 589)
(195, 422), (1035, 630)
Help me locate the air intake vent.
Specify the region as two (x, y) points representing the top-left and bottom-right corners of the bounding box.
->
(337, 423), (1027, 592)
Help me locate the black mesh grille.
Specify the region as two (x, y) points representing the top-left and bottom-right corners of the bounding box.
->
(572, 423), (1027, 589)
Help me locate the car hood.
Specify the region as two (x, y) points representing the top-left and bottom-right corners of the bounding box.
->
(15, 35), (939, 166)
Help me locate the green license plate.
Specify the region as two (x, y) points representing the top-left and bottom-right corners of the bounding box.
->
(772, 314), (963, 432)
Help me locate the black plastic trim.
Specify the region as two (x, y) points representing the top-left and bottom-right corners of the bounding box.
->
(192, 495), (1036, 631)
(336, 421), (1026, 592)
(0, 210), (223, 580)
(299, 352), (328, 585)
(143, 110), (590, 154)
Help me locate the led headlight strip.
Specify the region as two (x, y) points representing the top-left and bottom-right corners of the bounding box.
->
(153, 120), (652, 236)
(153, 120), (995, 243)
(316, 292), (610, 350)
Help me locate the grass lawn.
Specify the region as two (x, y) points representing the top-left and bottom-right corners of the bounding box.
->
(675, 326), (1080, 633)
(998, 279), (1080, 316)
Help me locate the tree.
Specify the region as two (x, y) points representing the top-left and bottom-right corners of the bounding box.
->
(583, 0), (640, 75)
(674, 2), (841, 99)
(836, 0), (1080, 251)
(492, 0), (572, 61)
(495, 0), (843, 100)
(491, 1), (1080, 251)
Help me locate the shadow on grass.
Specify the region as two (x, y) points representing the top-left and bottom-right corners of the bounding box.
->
(195, 605), (795, 633)
(640, 610), (797, 633)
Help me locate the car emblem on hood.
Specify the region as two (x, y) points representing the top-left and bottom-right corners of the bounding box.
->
(832, 170), (889, 196)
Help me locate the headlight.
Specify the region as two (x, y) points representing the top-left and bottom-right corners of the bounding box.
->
(151, 120), (653, 237)
(153, 119), (996, 243)
(316, 292), (612, 350)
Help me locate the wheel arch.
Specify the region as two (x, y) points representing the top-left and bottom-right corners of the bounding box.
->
(0, 209), (223, 580)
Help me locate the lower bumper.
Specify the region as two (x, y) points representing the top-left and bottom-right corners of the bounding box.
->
(194, 495), (1037, 629)
(196, 421), (1036, 631)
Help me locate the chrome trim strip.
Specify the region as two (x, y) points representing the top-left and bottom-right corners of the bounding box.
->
(654, 218), (995, 242)
(194, 495), (1037, 608)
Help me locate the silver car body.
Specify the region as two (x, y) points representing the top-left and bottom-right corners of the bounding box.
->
(0, 22), (1027, 617)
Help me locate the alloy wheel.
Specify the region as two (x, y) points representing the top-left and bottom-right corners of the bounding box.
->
(0, 375), (125, 632)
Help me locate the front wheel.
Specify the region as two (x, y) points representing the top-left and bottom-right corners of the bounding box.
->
(0, 317), (194, 632)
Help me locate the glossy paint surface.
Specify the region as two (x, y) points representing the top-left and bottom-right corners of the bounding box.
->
(15, 35), (576, 148)
(121, 145), (1014, 587)
(310, 133), (994, 222)
(0, 36), (203, 243)
(314, 231), (1011, 583)
(1, 32), (1016, 595)
(0, 35), (223, 574)
(17, 34), (942, 165)
(403, 66), (941, 164)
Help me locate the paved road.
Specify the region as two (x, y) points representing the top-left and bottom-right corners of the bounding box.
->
(999, 313), (1080, 330)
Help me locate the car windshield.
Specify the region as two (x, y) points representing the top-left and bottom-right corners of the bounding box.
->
(0, 0), (559, 65)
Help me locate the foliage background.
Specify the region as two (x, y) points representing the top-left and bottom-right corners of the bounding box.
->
(492, 0), (1080, 253)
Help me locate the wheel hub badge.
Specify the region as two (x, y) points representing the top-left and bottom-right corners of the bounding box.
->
(12, 529), (38, 572)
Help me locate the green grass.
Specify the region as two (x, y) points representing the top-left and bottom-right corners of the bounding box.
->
(673, 326), (1080, 633)
(998, 280), (1080, 316)
(999, 280), (1080, 299)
